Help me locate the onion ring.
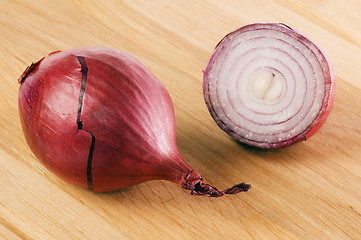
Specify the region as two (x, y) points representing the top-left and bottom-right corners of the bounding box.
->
(203, 23), (335, 148)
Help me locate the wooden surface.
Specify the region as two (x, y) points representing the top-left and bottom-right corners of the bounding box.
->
(1, 0), (361, 239)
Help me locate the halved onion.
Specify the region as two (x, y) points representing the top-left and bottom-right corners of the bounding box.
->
(203, 23), (335, 149)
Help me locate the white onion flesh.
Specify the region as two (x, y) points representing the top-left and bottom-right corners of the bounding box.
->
(203, 23), (335, 149)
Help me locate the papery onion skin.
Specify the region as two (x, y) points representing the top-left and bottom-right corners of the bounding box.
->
(18, 47), (250, 196)
(203, 23), (335, 149)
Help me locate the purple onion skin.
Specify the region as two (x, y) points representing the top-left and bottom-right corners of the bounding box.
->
(203, 23), (335, 149)
(18, 47), (250, 196)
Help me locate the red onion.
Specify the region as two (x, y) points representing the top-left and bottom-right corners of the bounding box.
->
(18, 47), (250, 197)
(203, 23), (335, 149)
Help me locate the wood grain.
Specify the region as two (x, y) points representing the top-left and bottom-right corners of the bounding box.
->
(1, 0), (361, 239)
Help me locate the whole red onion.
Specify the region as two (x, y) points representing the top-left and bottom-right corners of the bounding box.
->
(18, 47), (250, 197)
(203, 23), (335, 149)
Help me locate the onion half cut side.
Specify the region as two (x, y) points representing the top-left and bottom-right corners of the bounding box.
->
(203, 23), (335, 149)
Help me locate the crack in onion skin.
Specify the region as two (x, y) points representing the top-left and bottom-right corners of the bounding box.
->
(18, 47), (250, 196)
(203, 23), (335, 149)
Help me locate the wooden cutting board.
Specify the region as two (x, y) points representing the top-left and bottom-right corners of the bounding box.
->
(1, 0), (361, 239)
